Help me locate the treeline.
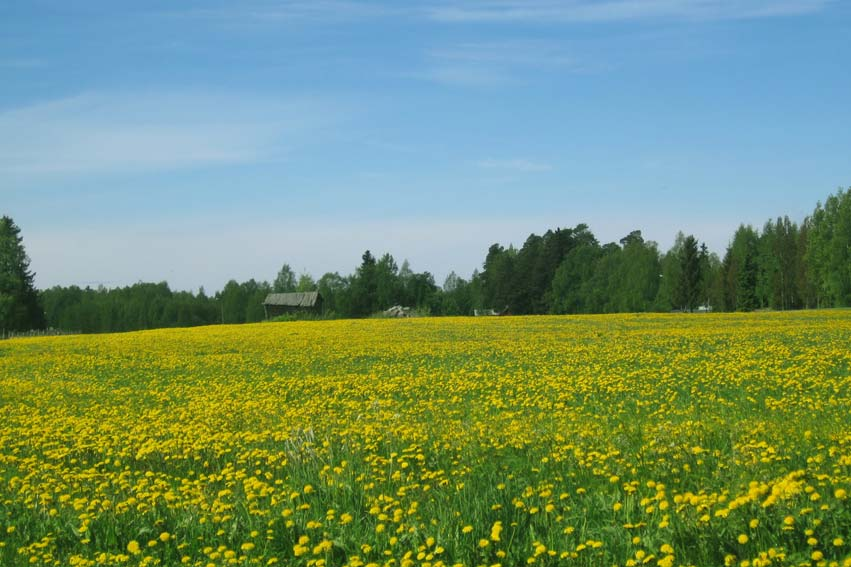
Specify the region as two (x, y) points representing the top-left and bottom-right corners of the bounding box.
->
(13, 186), (851, 334)
(41, 283), (220, 333)
(37, 254), (451, 332)
(480, 187), (848, 314)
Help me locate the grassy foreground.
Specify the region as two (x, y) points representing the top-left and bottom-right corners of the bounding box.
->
(1, 312), (851, 567)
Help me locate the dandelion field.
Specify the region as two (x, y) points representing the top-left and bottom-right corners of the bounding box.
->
(1, 312), (851, 567)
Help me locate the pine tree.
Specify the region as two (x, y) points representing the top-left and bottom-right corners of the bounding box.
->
(0, 216), (46, 333)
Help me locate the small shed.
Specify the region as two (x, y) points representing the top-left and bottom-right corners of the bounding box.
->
(263, 291), (323, 318)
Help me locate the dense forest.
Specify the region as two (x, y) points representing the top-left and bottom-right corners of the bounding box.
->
(2, 187), (849, 335)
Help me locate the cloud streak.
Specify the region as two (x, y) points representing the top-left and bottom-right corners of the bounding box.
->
(475, 158), (553, 172)
(173, 1), (399, 25)
(166, 1), (832, 29)
(413, 39), (581, 87)
(427, 0), (832, 23)
(427, 40), (576, 67)
(0, 57), (46, 69)
(406, 66), (512, 87)
(0, 91), (339, 177)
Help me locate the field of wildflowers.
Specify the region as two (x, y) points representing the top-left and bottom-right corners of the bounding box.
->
(1, 311), (850, 567)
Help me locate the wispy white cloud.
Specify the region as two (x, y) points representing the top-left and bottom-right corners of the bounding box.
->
(166, 0), (832, 28)
(413, 39), (580, 87)
(180, 0), (832, 25)
(174, 1), (398, 24)
(406, 65), (512, 87)
(0, 91), (340, 176)
(475, 158), (553, 172)
(428, 40), (577, 68)
(427, 0), (832, 23)
(0, 57), (46, 69)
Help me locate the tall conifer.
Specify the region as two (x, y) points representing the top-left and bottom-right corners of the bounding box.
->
(0, 216), (45, 333)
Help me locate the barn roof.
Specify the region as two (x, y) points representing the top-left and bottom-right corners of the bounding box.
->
(263, 291), (321, 307)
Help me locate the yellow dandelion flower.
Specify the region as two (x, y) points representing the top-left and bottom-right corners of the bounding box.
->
(490, 521), (503, 542)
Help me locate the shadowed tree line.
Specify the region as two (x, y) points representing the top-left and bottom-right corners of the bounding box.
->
(2, 187), (849, 334)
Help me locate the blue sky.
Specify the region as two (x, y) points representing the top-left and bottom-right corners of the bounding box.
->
(2, 0), (850, 291)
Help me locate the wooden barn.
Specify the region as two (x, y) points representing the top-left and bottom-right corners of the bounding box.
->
(263, 291), (323, 318)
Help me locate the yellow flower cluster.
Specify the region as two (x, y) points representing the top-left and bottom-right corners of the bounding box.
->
(1, 311), (850, 566)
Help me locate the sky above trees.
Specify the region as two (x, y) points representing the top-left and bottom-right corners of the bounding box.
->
(2, 1), (850, 292)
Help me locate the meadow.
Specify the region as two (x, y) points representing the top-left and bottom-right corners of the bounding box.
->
(1, 312), (850, 567)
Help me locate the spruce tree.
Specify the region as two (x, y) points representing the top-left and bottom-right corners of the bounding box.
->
(675, 235), (702, 311)
(0, 216), (46, 333)
(736, 241), (759, 312)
